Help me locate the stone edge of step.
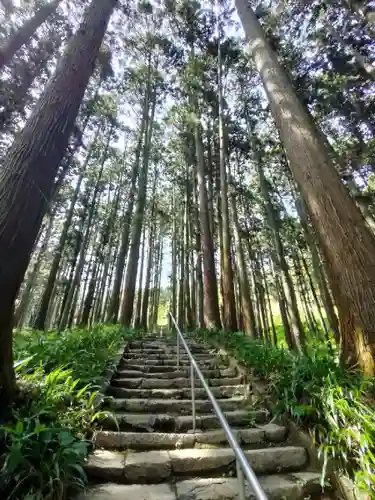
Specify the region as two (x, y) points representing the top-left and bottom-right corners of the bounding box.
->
(77, 472), (323, 500)
(94, 423), (288, 450)
(85, 445), (308, 483)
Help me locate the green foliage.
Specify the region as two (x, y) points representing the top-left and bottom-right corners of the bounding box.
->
(194, 329), (375, 492)
(13, 324), (135, 388)
(1, 325), (138, 499)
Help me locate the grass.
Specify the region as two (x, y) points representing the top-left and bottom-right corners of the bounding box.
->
(193, 329), (375, 493)
(1, 324), (139, 500)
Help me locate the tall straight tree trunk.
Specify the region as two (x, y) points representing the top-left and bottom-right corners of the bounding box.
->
(121, 79), (156, 327)
(256, 156), (305, 351)
(0, 0), (61, 69)
(0, 0), (116, 400)
(236, 0), (375, 373)
(34, 124), (101, 330)
(193, 175), (204, 329)
(260, 251), (277, 345)
(230, 189), (257, 336)
(107, 158), (139, 322)
(195, 120), (221, 330)
(59, 138), (109, 330)
(170, 187), (177, 327)
(184, 177), (193, 329)
(216, 1), (237, 331)
(140, 221), (155, 330)
(134, 225), (147, 329)
(295, 197), (340, 341)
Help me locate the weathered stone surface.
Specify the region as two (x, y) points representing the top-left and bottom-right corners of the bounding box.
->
(245, 446), (307, 473)
(169, 448), (235, 474)
(175, 410), (264, 432)
(85, 450), (124, 480)
(112, 377), (143, 389)
(176, 475), (304, 500)
(79, 483), (176, 500)
(261, 422), (288, 442)
(115, 370), (144, 378)
(194, 429), (237, 446)
(124, 450), (172, 482)
(94, 431), (125, 449)
(290, 471), (323, 494)
(237, 428), (265, 444)
(208, 376), (243, 387)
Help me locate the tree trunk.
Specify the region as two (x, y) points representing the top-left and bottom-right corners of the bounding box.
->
(0, 0), (61, 69)
(295, 197), (340, 341)
(0, 0), (116, 400)
(216, 3), (237, 331)
(134, 225), (147, 329)
(237, 0), (375, 373)
(256, 153), (306, 351)
(230, 189), (257, 337)
(141, 220), (155, 330)
(195, 120), (221, 330)
(121, 80), (156, 327)
(34, 125), (100, 330)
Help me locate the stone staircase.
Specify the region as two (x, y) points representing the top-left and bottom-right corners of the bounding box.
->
(79, 334), (323, 500)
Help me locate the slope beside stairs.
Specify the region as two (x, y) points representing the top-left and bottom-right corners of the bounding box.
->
(79, 334), (325, 500)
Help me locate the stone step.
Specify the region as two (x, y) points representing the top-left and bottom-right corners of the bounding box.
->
(78, 472), (322, 500)
(105, 397), (247, 414)
(175, 473), (323, 500)
(111, 376), (243, 390)
(115, 367), (237, 379)
(106, 384), (248, 400)
(85, 446), (307, 483)
(122, 352), (213, 360)
(119, 363), (228, 373)
(102, 409), (267, 432)
(123, 352), (206, 359)
(95, 423), (287, 450)
(119, 358), (220, 367)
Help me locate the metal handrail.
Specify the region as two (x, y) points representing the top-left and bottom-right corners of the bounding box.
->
(169, 313), (268, 500)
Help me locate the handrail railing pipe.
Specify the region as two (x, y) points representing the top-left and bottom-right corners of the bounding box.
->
(168, 312), (268, 500)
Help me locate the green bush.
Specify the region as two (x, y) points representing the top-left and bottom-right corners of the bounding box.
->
(1, 325), (138, 499)
(194, 329), (375, 492)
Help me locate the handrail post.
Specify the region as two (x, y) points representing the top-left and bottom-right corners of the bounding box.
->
(177, 328), (180, 368)
(237, 459), (246, 500)
(190, 361), (196, 431)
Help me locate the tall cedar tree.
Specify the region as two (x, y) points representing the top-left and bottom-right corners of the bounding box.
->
(0, 0), (117, 399)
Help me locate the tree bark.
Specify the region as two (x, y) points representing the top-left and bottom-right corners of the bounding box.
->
(0, 0), (116, 400)
(236, 0), (375, 373)
(121, 78), (156, 327)
(195, 120), (221, 330)
(230, 188), (257, 336)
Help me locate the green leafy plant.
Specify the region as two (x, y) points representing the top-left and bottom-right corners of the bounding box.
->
(194, 329), (375, 493)
(0, 325), (139, 499)
(1, 417), (88, 499)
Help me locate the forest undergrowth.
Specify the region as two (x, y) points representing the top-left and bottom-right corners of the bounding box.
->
(0, 325), (138, 500)
(194, 329), (375, 494)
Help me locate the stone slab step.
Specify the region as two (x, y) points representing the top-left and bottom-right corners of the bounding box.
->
(119, 363), (228, 373)
(106, 397), (247, 414)
(111, 376), (243, 390)
(119, 358), (220, 367)
(115, 367), (237, 379)
(175, 473), (323, 500)
(94, 424), (287, 450)
(106, 384), (248, 400)
(85, 446), (307, 483)
(78, 473), (322, 500)
(122, 353), (213, 360)
(102, 409), (267, 432)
